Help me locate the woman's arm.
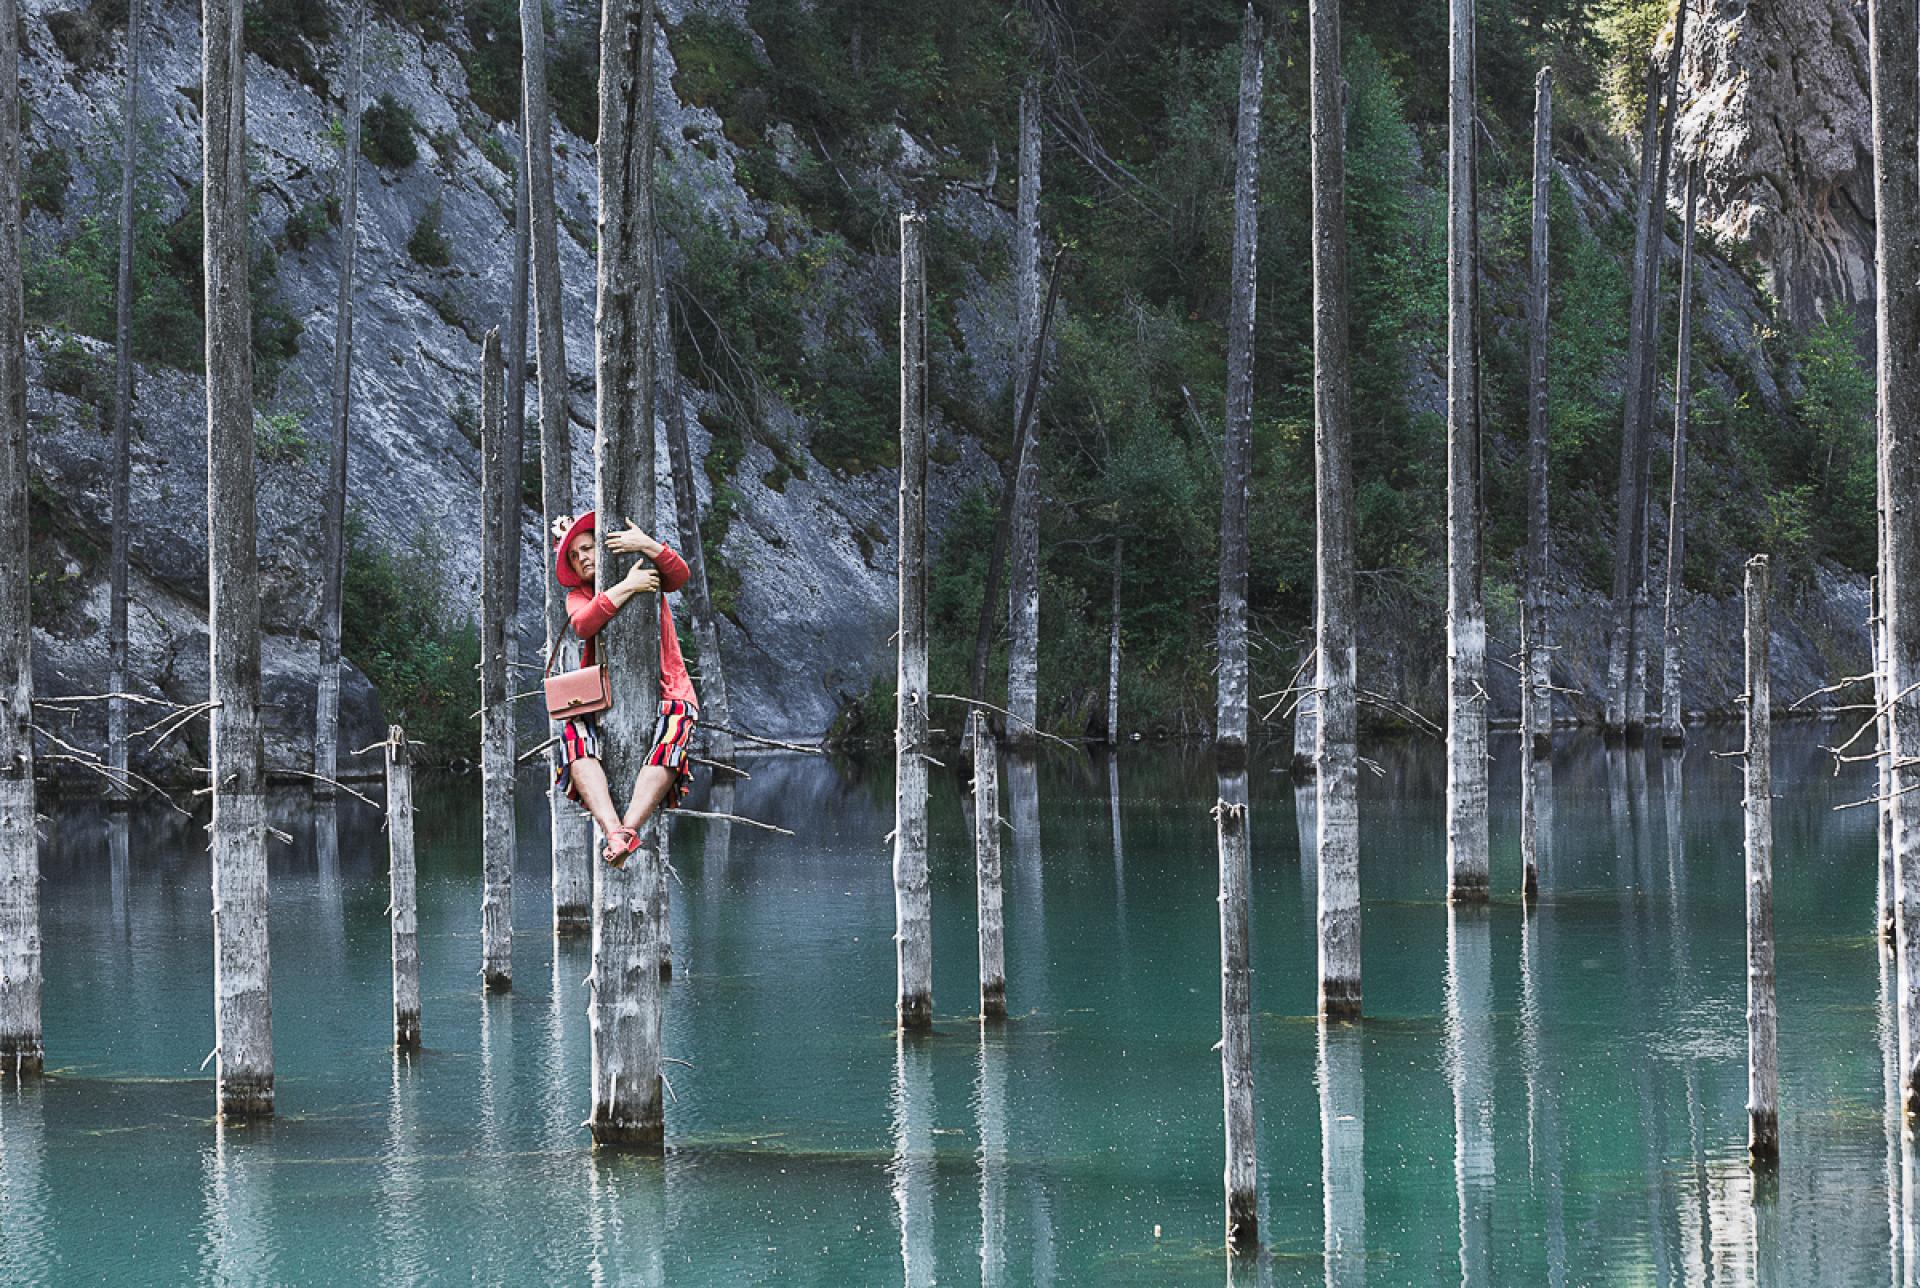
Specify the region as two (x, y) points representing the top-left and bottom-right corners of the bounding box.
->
(567, 563), (660, 639)
(606, 522), (689, 593)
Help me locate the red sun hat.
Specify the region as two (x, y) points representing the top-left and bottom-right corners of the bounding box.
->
(554, 510), (597, 588)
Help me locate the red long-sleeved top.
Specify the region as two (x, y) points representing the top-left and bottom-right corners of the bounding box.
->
(567, 544), (698, 709)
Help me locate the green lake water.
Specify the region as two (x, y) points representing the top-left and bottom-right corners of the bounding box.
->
(4, 724), (1907, 1284)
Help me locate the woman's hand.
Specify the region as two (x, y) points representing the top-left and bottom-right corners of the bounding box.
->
(620, 564), (661, 596)
(605, 522), (663, 558)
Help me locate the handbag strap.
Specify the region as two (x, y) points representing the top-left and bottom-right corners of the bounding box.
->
(543, 630), (570, 678)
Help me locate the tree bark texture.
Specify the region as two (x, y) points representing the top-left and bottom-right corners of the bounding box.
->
(1870, 0), (1920, 1121)
(970, 709), (1006, 1019)
(1107, 536), (1121, 744)
(204, 0), (272, 1119)
(506, 121), (529, 621)
(0, 0), (40, 1078)
(1006, 82), (1044, 752)
(108, 0), (145, 802)
(588, 0), (665, 1150)
(895, 212), (934, 1032)
(480, 329), (514, 993)
(1743, 555), (1778, 1162)
(522, 0), (591, 934)
(1309, 0), (1358, 1018)
(1446, 0), (1489, 902)
(1216, 8), (1262, 762)
(314, 0), (364, 797)
(654, 257), (734, 763)
(1216, 768), (1257, 1251)
(1606, 53), (1666, 737)
(385, 726), (421, 1047)
(1523, 66), (1553, 765)
(1661, 160), (1697, 747)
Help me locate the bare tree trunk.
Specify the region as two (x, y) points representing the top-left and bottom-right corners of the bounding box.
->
(1106, 536), (1121, 744)
(1446, 0), (1488, 902)
(480, 330), (514, 993)
(588, 0), (665, 1150)
(1871, 0), (1920, 1121)
(0, 0), (41, 1079)
(1629, 4), (1689, 737)
(385, 726), (421, 1047)
(314, 1), (364, 798)
(1606, 53), (1665, 737)
(1521, 69), (1552, 901)
(522, 0), (591, 934)
(108, 0), (146, 803)
(1006, 82), (1044, 752)
(204, 0), (271, 1119)
(1743, 555), (1778, 1163)
(506, 127), (528, 625)
(895, 212), (934, 1032)
(1309, 0), (1358, 1018)
(1660, 161), (1698, 748)
(971, 709), (1005, 1019)
(1217, 7), (1262, 761)
(1216, 766), (1257, 1251)
(654, 256), (733, 764)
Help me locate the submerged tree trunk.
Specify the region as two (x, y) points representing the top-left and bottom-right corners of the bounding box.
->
(1743, 555), (1778, 1163)
(895, 212), (934, 1032)
(204, 0), (272, 1118)
(480, 330), (514, 993)
(0, 0), (41, 1079)
(1310, 0), (1358, 1018)
(522, 0), (591, 934)
(386, 726), (421, 1047)
(1006, 81), (1044, 752)
(1521, 68), (1552, 901)
(314, 1), (364, 798)
(1871, 0), (1920, 1120)
(1446, 0), (1488, 902)
(1660, 161), (1697, 748)
(108, 0), (146, 802)
(971, 709), (1005, 1019)
(588, 0), (665, 1150)
(654, 255), (734, 764)
(1216, 9), (1262, 762)
(1216, 767), (1257, 1250)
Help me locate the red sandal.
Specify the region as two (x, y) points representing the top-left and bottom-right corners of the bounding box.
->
(602, 825), (641, 868)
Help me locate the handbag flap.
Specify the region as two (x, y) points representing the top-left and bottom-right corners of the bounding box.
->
(545, 664), (611, 716)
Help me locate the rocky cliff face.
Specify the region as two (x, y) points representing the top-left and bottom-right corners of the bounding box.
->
(1674, 0), (1873, 329)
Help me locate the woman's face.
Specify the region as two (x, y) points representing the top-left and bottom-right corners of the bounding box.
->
(568, 531), (598, 584)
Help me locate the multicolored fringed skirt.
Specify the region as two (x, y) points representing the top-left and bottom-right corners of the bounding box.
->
(556, 699), (699, 810)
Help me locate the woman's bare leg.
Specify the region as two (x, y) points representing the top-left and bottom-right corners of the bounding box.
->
(568, 757), (627, 842)
(621, 765), (678, 832)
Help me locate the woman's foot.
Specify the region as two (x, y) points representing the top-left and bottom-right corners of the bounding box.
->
(602, 824), (641, 868)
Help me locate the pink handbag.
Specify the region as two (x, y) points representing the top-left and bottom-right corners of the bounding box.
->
(543, 634), (613, 721)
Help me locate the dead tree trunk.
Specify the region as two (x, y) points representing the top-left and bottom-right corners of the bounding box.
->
(1216, 767), (1257, 1251)
(204, 0), (272, 1118)
(521, 0), (591, 934)
(314, 0), (364, 798)
(1660, 160), (1698, 748)
(506, 128), (529, 622)
(1107, 536), (1121, 744)
(1870, 0), (1920, 1120)
(108, 0), (146, 803)
(971, 709), (1005, 1019)
(654, 255), (734, 764)
(480, 329), (514, 993)
(1217, 6), (1262, 762)
(1521, 67), (1552, 901)
(385, 726), (421, 1047)
(587, 0), (665, 1150)
(0, 0), (41, 1079)
(1606, 51), (1666, 737)
(1006, 81), (1044, 752)
(895, 212), (934, 1032)
(1310, 0), (1359, 1018)
(1743, 555), (1778, 1163)
(1446, 0), (1488, 902)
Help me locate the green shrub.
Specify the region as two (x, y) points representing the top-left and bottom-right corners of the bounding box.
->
(42, 333), (113, 416)
(23, 148), (69, 217)
(407, 199), (453, 268)
(461, 0), (524, 122)
(361, 94), (420, 170)
(244, 0), (336, 91)
(253, 410), (315, 464)
(280, 197), (333, 253)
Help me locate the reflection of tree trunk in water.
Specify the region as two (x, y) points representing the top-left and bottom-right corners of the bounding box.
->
(976, 1028), (1008, 1288)
(1620, 745), (1674, 1283)
(1295, 780), (1318, 919)
(703, 781), (735, 901)
(199, 1121), (275, 1281)
(1007, 757), (1046, 1010)
(1445, 907), (1493, 1287)
(379, 1051), (424, 1282)
(109, 812), (130, 940)
(1661, 745), (1715, 1281)
(1107, 751), (1125, 928)
(1317, 1020), (1365, 1287)
(1884, 952), (1905, 1283)
(1517, 900), (1566, 1288)
(314, 804), (345, 969)
(890, 1034), (937, 1288)
(0, 1067), (45, 1257)
(1217, 766), (1258, 1250)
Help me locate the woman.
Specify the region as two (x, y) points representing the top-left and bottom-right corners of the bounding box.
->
(551, 510), (699, 866)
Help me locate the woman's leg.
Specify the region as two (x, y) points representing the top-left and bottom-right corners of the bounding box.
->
(568, 756), (627, 841)
(621, 766), (679, 832)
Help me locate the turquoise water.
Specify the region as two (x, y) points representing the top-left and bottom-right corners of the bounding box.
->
(6, 725), (1904, 1284)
